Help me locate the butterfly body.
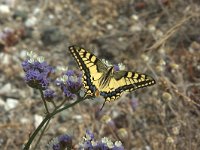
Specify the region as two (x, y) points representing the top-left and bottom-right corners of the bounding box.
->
(69, 45), (156, 102)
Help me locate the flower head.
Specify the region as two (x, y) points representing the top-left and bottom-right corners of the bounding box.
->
(85, 129), (95, 140)
(44, 89), (55, 101)
(58, 134), (72, 149)
(101, 59), (125, 72)
(47, 134), (72, 150)
(52, 144), (60, 150)
(114, 63), (125, 71)
(102, 59), (112, 67)
(24, 69), (50, 90)
(112, 141), (124, 150)
(79, 130), (124, 150)
(22, 51), (54, 90)
(56, 70), (82, 99)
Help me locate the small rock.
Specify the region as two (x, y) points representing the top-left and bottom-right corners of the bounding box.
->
(5, 0), (16, 8)
(13, 10), (27, 21)
(20, 117), (29, 124)
(72, 115), (83, 123)
(130, 24), (142, 32)
(190, 41), (200, 51)
(34, 114), (43, 128)
(48, 14), (54, 19)
(57, 127), (67, 134)
(131, 14), (139, 21)
(0, 138), (4, 146)
(148, 24), (156, 32)
(155, 30), (163, 38)
(106, 24), (113, 30)
(41, 27), (63, 45)
(0, 4), (10, 15)
(5, 98), (19, 111)
(0, 53), (11, 65)
(25, 16), (37, 28)
(33, 8), (40, 15)
(58, 111), (71, 123)
(0, 98), (5, 107)
(19, 49), (28, 59)
(0, 83), (12, 95)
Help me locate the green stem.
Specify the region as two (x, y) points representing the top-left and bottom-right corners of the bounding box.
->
(23, 97), (85, 150)
(33, 119), (51, 150)
(23, 114), (50, 150)
(39, 89), (49, 114)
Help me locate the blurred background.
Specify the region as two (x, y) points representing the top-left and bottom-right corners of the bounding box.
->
(0, 0), (200, 149)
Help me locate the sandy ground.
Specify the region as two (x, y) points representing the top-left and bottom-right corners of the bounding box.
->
(0, 0), (200, 149)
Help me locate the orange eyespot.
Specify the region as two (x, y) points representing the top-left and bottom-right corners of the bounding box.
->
(95, 89), (100, 97)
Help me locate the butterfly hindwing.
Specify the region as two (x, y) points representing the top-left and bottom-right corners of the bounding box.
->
(100, 71), (156, 102)
(69, 46), (108, 96)
(114, 71), (156, 91)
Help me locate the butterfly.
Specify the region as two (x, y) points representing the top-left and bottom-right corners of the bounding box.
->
(69, 45), (156, 103)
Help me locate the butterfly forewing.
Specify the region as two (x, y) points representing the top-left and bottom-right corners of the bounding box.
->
(69, 46), (108, 96)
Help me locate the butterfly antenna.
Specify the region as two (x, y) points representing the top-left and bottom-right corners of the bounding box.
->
(100, 100), (106, 111)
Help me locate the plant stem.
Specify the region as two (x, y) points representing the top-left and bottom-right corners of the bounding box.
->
(33, 119), (51, 150)
(40, 89), (49, 114)
(23, 97), (85, 150)
(23, 114), (50, 150)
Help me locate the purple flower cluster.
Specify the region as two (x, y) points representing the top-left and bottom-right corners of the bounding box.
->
(56, 70), (82, 99)
(44, 89), (55, 101)
(22, 56), (54, 90)
(47, 130), (124, 150)
(51, 134), (72, 150)
(113, 63), (125, 72)
(80, 130), (124, 150)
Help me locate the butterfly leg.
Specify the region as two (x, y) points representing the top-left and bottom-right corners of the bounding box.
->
(100, 100), (106, 111)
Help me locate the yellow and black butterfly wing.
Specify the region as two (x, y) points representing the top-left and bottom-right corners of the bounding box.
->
(100, 71), (156, 102)
(69, 45), (108, 97)
(69, 45), (156, 102)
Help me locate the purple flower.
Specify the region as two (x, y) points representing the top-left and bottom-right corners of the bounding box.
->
(48, 134), (73, 150)
(112, 146), (124, 150)
(65, 70), (74, 76)
(130, 95), (138, 111)
(66, 70), (82, 92)
(113, 63), (125, 72)
(62, 86), (76, 99)
(22, 57), (54, 90)
(22, 60), (53, 74)
(22, 60), (31, 71)
(52, 144), (60, 150)
(83, 140), (93, 149)
(93, 142), (109, 150)
(86, 130), (95, 140)
(79, 131), (124, 150)
(44, 89), (55, 101)
(56, 70), (82, 99)
(112, 141), (124, 150)
(58, 134), (72, 149)
(114, 65), (120, 72)
(24, 69), (50, 90)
